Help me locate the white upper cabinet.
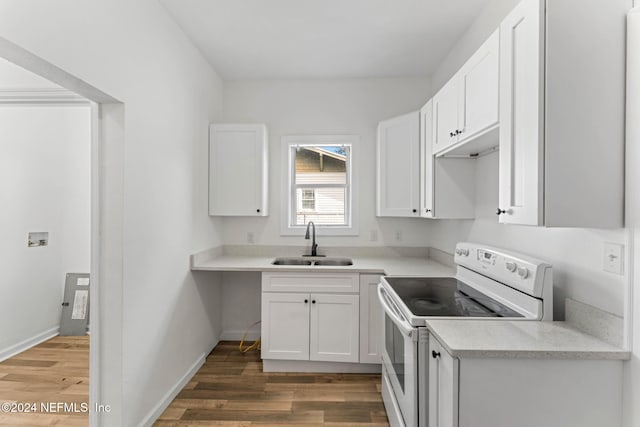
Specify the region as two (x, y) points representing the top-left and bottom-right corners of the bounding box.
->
(498, 0), (627, 227)
(209, 124), (268, 216)
(420, 101), (476, 219)
(432, 79), (460, 154)
(433, 30), (500, 157)
(498, 0), (544, 225)
(376, 111), (420, 217)
(458, 29), (500, 145)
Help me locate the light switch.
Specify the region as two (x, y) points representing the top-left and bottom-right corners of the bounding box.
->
(603, 242), (624, 275)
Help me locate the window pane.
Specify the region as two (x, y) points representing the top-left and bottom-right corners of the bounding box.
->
(295, 187), (345, 226)
(294, 146), (347, 185)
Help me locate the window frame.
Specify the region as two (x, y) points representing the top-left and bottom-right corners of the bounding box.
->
(280, 135), (359, 236)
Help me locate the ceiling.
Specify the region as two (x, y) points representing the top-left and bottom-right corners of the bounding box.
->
(159, 0), (490, 80)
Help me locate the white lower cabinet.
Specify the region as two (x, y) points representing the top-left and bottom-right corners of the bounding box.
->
(428, 333), (624, 427)
(359, 274), (383, 364)
(310, 293), (359, 363)
(261, 292), (310, 360)
(261, 273), (360, 363)
(428, 334), (459, 427)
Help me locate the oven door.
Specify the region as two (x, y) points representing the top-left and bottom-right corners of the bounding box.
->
(378, 283), (418, 427)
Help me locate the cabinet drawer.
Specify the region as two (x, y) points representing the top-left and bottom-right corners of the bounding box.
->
(262, 272), (359, 293)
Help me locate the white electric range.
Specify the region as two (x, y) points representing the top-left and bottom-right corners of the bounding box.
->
(377, 242), (553, 427)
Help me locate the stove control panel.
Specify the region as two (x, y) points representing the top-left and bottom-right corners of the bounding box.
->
(454, 242), (552, 300)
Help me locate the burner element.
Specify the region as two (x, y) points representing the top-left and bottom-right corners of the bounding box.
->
(410, 298), (446, 311)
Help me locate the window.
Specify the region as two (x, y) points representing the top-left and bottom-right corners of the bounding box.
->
(301, 189), (316, 210)
(282, 135), (355, 234)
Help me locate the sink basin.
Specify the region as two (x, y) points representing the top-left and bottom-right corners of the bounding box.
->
(272, 257), (313, 266)
(313, 258), (353, 266)
(271, 257), (353, 266)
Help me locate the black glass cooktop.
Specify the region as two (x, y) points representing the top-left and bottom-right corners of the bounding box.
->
(384, 277), (523, 318)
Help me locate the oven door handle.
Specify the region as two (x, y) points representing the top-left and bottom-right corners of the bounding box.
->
(377, 283), (414, 337)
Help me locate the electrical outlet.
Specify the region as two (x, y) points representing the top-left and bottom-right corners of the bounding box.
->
(395, 230), (402, 242)
(603, 242), (624, 275)
(247, 232), (255, 244)
(370, 230), (378, 242)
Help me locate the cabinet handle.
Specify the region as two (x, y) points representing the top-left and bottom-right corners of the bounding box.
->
(256, 209), (261, 213)
(311, 300), (316, 304)
(412, 209), (417, 213)
(496, 208), (506, 215)
(449, 131), (456, 138)
(432, 350), (441, 359)
(425, 209), (432, 213)
(304, 299), (308, 304)
(456, 129), (463, 135)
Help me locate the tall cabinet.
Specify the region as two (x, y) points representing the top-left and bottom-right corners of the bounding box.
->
(209, 123), (269, 216)
(498, 0), (627, 227)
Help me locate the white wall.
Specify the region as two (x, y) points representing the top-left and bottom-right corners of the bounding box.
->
(431, 0), (520, 92)
(0, 103), (90, 355)
(222, 78), (433, 248)
(0, 1), (225, 425)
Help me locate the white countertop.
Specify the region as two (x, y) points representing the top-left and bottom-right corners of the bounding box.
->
(191, 254), (455, 276)
(426, 319), (630, 360)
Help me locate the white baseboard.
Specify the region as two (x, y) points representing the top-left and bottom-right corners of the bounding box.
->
(138, 352), (207, 427)
(0, 327), (59, 362)
(263, 359), (381, 373)
(219, 330), (260, 341)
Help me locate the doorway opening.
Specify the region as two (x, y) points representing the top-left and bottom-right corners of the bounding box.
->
(0, 36), (125, 427)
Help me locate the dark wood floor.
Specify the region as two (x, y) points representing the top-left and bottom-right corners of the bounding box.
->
(0, 335), (89, 426)
(155, 341), (389, 426)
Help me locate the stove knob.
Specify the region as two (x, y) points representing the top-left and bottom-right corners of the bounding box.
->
(461, 249), (469, 257)
(455, 249), (462, 256)
(506, 261), (517, 272)
(517, 267), (529, 279)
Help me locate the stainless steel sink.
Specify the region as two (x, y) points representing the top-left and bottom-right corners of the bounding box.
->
(272, 257), (313, 266)
(271, 257), (353, 266)
(313, 258), (353, 266)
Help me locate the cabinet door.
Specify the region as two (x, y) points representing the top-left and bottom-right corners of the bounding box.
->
(432, 79), (459, 154)
(420, 101), (435, 218)
(209, 124), (268, 216)
(429, 334), (459, 427)
(376, 111), (420, 217)
(261, 293), (309, 361)
(310, 293), (359, 363)
(422, 100), (476, 219)
(498, 0), (544, 225)
(359, 274), (383, 364)
(458, 29), (500, 142)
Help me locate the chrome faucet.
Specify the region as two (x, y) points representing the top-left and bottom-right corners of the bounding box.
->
(304, 221), (318, 256)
